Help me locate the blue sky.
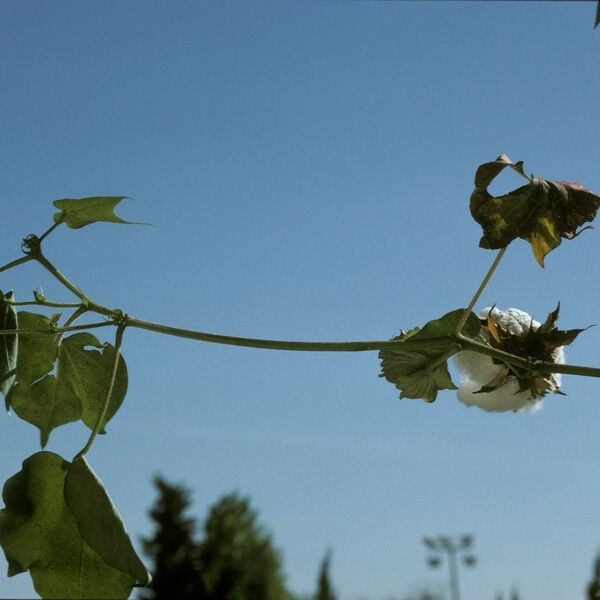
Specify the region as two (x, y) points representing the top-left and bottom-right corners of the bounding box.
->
(1, 2), (600, 598)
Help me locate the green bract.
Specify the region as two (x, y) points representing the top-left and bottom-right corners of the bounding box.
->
(379, 309), (482, 402)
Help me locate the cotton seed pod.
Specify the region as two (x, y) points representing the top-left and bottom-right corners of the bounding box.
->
(454, 307), (567, 413)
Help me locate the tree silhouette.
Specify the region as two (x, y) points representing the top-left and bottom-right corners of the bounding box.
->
(315, 550), (336, 600)
(588, 555), (600, 599)
(197, 492), (290, 600)
(141, 476), (201, 600)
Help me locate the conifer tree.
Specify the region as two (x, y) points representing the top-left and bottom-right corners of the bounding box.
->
(315, 551), (336, 600)
(588, 555), (600, 600)
(141, 477), (201, 600)
(197, 492), (290, 600)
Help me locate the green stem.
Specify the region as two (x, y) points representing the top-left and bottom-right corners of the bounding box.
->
(9, 300), (83, 308)
(127, 316), (402, 351)
(34, 253), (90, 304)
(34, 252), (113, 317)
(38, 217), (64, 243)
(74, 325), (125, 460)
(0, 255), (34, 275)
(455, 247), (507, 335)
(62, 306), (89, 328)
(457, 333), (600, 378)
(0, 321), (112, 336)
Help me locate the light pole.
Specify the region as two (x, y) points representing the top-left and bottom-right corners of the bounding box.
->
(422, 534), (476, 600)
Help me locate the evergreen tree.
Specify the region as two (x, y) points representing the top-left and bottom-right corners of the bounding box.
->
(315, 550), (336, 600)
(197, 492), (290, 600)
(588, 555), (600, 599)
(141, 476), (201, 600)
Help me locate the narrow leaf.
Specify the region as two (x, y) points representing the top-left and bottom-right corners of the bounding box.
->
(53, 197), (145, 229)
(0, 291), (18, 402)
(596, 0), (600, 28)
(0, 452), (140, 599)
(65, 457), (151, 586)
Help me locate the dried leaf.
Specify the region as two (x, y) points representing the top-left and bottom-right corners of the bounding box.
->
(470, 156), (600, 266)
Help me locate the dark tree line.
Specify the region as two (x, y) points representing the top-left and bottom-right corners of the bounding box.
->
(141, 477), (335, 600)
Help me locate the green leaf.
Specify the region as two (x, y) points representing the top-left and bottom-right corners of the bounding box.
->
(596, 0), (600, 28)
(470, 155), (600, 267)
(53, 196), (145, 229)
(0, 291), (18, 403)
(15, 312), (61, 385)
(10, 375), (81, 448)
(0, 451), (145, 598)
(10, 332), (127, 446)
(379, 309), (481, 402)
(65, 457), (151, 586)
(59, 333), (128, 434)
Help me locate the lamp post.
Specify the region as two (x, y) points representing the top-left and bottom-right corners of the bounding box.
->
(422, 534), (476, 600)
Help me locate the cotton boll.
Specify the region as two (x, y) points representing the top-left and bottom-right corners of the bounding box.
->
(457, 371), (543, 413)
(454, 307), (565, 413)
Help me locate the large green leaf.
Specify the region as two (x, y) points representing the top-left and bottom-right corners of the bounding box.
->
(65, 457), (151, 586)
(59, 333), (128, 434)
(470, 155), (600, 267)
(10, 375), (81, 448)
(10, 332), (127, 447)
(15, 312), (61, 385)
(0, 291), (18, 402)
(379, 309), (482, 402)
(53, 197), (143, 229)
(0, 451), (147, 598)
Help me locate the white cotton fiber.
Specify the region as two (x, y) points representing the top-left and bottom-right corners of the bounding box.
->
(453, 307), (565, 413)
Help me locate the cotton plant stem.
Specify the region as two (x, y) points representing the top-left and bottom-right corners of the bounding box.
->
(34, 253), (90, 305)
(125, 316), (402, 351)
(0, 321), (112, 336)
(62, 306), (90, 328)
(33, 253), (114, 317)
(457, 334), (600, 378)
(37, 218), (63, 242)
(0, 255), (34, 275)
(74, 324), (125, 460)
(455, 247), (507, 335)
(9, 299), (83, 308)
(4, 235), (600, 380)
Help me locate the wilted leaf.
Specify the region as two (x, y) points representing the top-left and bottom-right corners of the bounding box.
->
(0, 451), (146, 598)
(15, 312), (60, 385)
(0, 291), (18, 403)
(65, 457), (151, 586)
(470, 155), (600, 266)
(53, 197), (145, 229)
(379, 309), (482, 402)
(59, 333), (128, 434)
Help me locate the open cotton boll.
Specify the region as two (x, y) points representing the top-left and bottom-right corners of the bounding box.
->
(454, 307), (565, 413)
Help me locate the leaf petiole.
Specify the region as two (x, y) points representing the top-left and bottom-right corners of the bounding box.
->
(455, 247), (507, 335)
(74, 324), (126, 460)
